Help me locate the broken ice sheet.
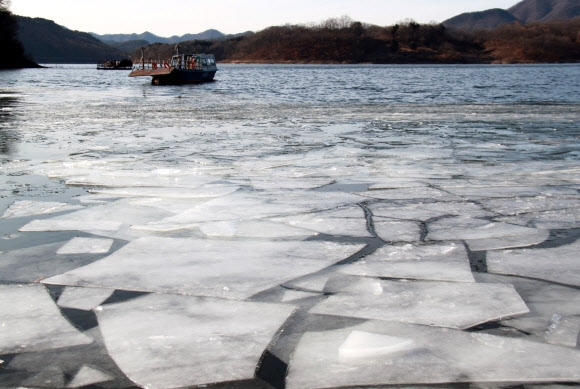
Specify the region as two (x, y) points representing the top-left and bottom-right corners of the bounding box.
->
(271, 206), (371, 237)
(281, 289), (321, 302)
(374, 220), (421, 242)
(95, 293), (295, 388)
(442, 185), (578, 199)
(57, 287), (115, 311)
(367, 178), (428, 189)
(43, 237), (364, 299)
(339, 242), (474, 282)
(487, 240), (580, 288)
(67, 365), (114, 388)
(19, 200), (173, 238)
(496, 207), (580, 229)
(338, 330), (415, 360)
(199, 220), (317, 239)
(545, 314), (580, 348)
(0, 242), (106, 283)
(357, 187), (462, 201)
(61, 169), (219, 189)
(0, 284), (93, 354)
(1, 200), (83, 218)
(56, 237), (114, 254)
(286, 320), (580, 389)
(369, 201), (491, 221)
(480, 196), (580, 216)
(88, 183), (239, 199)
(427, 216), (549, 251)
(476, 273), (580, 343)
(250, 176), (334, 190)
(309, 277), (528, 329)
(147, 190), (366, 226)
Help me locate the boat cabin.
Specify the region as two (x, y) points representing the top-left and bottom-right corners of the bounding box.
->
(171, 54), (217, 72)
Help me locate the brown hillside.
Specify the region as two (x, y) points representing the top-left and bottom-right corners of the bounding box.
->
(480, 17), (580, 63)
(509, 0), (580, 23)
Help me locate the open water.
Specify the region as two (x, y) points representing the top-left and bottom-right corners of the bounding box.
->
(1, 63), (580, 388)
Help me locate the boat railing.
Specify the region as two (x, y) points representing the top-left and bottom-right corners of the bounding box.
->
(133, 56), (216, 71)
(135, 59), (172, 71)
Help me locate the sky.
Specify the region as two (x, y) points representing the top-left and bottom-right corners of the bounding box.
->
(10, 0), (521, 36)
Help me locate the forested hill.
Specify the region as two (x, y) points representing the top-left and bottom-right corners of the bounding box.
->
(0, 0), (39, 68)
(444, 0), (580, 31)
(16, 16), (127, 63)
(133, 17), (580, 64)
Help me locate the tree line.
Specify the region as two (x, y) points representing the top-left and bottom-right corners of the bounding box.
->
(134, 16), (580, 64)
(0, 0), (38, 68)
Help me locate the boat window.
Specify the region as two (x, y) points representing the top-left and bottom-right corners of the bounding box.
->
(202, 59), (208, 66)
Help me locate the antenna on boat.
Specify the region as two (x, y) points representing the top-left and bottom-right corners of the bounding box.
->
(140, 47), (145, 70)
(175, 44), (180, 56)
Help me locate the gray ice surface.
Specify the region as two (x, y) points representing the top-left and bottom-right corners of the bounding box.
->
(56, 237), (114, 254)
(0, 284), (93, 354)
(339, 242), (475, 282)
(3, 72), (580, 388)
(310, 277), (528, 329)
(95, 293), (295, 388)
(42, 237), (364, 299)
(66, 365), (114, 388)
(487, 240), (580, 287)
(1, 200), (83, 218)
(56, 286), (115, 311)
(286, 320), (580, 389)
(427, 216), (550, 250)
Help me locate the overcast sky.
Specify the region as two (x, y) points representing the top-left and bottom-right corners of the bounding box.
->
(11, 0), (521, 36)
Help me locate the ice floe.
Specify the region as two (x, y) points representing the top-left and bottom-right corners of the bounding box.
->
(286, 320), (580, 388)
(67, 365), (114, 388)
(427, 216), (550, 250)
(0, 284), (93, 354)
(87, 183), (239, 199)
(544, 314), (580, 347)
(43, 237), (365, 299)
(374, 220), (422, 241)
(56, 237), (114, 254)
(95, 293), (295, 388)
(358, 187), (462, 201)
(1, 200), (83, 218)
(476, 273), (580, 344)
(142, 191), (366, 228)
(19, 201), (173, 239)
(369, 201), (492, 221)
(339, 242), (475, 282)
(0, 242), (107, 283)
(487, 240), (580, 287)
(338, 330), (415, 360)
(310, 277), (528, 329)
(56, 287), (115, 311)
(271, 206), (371, 237)
(199, 220), (316, 239)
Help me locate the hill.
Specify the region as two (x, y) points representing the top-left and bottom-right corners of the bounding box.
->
(509, 0), (580, 23)
(443, 9), (519, 31)
(108, 39), (150, 54)
(0, 1), (39, 68)
(92, 29), (227, 45)
(132, 19), (492, 64)
(443, 0), (580, 31)
(16, 16), (127, 63)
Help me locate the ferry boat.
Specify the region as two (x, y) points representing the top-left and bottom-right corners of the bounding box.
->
(129, 46), (217, 85)
(97, 59), (133, 70)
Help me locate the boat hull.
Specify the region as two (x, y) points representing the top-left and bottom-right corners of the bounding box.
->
(152, 68), (216, 85)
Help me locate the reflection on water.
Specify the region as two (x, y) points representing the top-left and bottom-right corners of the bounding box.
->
(0, 91), (20, 155)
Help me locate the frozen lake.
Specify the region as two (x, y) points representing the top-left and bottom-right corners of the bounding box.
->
(1, 63), (580, 388)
